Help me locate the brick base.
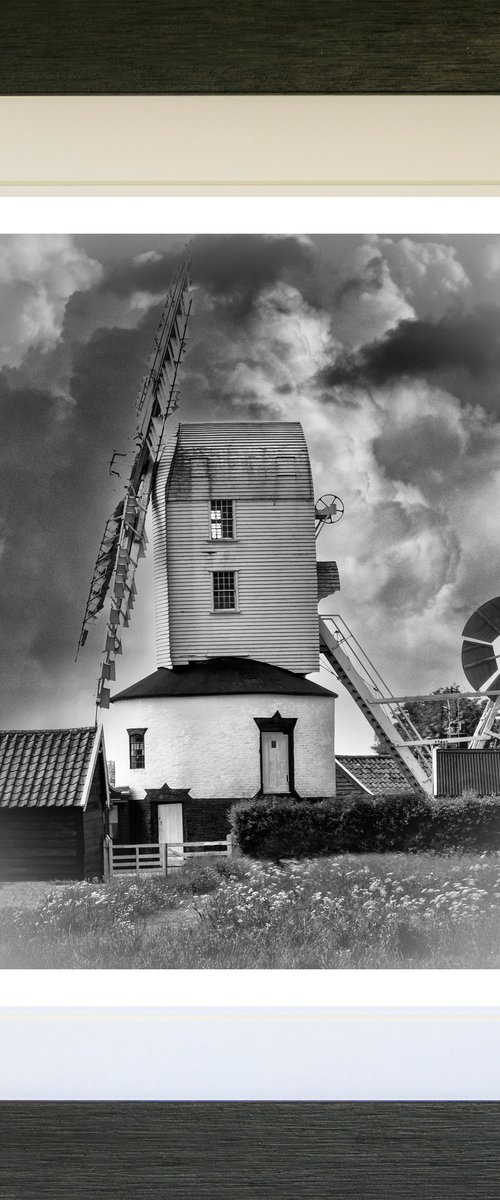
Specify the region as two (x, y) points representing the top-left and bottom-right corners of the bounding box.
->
(117, 794), (338, 846)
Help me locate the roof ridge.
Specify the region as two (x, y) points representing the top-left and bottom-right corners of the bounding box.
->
(0, 726), (97, 735)
(0, 727), (99, 810)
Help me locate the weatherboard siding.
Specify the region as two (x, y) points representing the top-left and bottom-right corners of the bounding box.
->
(165, 498), (319, 672)
(83, 809), (106, 879)
(0, 808), (106, 882)
(0, 809), (81, 881)
(152, 423), (320, 673)
(105, 692), (335, 801)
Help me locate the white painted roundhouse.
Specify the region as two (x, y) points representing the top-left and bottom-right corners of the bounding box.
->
(104, 422), (338, 845)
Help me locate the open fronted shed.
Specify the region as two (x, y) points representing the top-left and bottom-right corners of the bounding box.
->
(0, 727), (109, 881)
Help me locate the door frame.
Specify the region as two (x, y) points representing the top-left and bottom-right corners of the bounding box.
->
(150, 798), (186, 844)
(155, 800), (185, 864)
(254, 711), (298, 797)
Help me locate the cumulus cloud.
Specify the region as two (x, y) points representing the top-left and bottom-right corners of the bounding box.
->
(2, 231), (500, 744)
(331, 242), (416, 347)
(375, 236), (471, 320)
(0, 235), (102, 369)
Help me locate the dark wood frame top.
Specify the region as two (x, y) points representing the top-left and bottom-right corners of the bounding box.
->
(1, 0), (500, 94)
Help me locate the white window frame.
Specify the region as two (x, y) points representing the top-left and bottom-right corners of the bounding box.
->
(209, 568), (240, 613)
(208, 498), (237, 541)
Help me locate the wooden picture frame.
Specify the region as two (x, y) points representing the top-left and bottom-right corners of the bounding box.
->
(0, 7), (499, 1171)
(1, 0), (500, 93)
(2, 1100), (500, 1196)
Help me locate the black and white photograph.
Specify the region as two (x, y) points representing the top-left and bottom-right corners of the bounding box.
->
(2, 226), (500, 969)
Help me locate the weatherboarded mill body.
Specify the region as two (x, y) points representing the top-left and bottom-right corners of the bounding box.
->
(105, 422), (337, 846)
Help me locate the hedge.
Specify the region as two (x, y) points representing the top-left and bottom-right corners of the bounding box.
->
(230, 791), (500, 859)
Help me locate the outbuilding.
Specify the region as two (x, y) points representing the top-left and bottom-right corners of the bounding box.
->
(335, 755), (416, 799)
(0, 726), (109, 881)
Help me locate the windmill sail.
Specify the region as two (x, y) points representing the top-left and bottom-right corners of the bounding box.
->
(462, 596), (500, 693)
(461, 596), (500, 748)
(77, 252), (192, 709)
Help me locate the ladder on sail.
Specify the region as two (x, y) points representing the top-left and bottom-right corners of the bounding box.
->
(319, 615), (434, 794)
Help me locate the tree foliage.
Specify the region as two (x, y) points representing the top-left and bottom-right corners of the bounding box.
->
(373, 684), (500, 753)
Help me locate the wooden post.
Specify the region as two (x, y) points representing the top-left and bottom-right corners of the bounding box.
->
(226, 833), (233, 857)
(136, 845), (140, 877)
(160, 842), (167, 875)
(104, 835), (112, 882)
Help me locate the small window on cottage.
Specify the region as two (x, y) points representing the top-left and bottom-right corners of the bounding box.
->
(210, 498), (234, 540)
(213, 570), (237, 610)
(128, 729), (146, 770)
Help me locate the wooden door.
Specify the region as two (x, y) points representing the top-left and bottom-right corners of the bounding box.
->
(157, 802), (184, 863)
(261, 731), (290, 793)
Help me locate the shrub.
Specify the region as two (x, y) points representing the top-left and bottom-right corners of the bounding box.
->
(230, 791), (500, 859)
(427, 792), (500, 852)
(168, 854), (248, 896)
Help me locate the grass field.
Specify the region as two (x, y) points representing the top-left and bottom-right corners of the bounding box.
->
(2, 851), (500, 968)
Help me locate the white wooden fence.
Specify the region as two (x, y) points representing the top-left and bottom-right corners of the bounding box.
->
(106, 836), (233, 878)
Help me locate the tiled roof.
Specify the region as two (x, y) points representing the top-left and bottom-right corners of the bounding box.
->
(0, 727), (100, 810)
(336, 755), (413, 795)
(112, 657), (337, 701)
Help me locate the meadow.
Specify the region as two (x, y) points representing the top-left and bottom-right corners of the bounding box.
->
(2, 851), (500, 968)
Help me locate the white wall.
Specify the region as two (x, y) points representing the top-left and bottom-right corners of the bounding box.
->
(104, 692), (335, 800)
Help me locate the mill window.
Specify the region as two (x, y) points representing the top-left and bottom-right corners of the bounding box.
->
(128, 728), (146, 770)
(210, 498), (234, 540)
(212, 570), (237, 610)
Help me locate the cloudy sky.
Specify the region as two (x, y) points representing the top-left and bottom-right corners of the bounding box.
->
(1, 231), (500, 752)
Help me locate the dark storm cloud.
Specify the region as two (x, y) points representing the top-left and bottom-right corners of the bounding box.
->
(59, 235), (316, 361)
(318, 305), (500, 389)
(372, 415), (465, 487)
(0, 376), (78, 668)
(192, 234), (313, 297)
(0, 304), (169, 692)
(93, 247), (180, 299)
(91, 234), (313, 310)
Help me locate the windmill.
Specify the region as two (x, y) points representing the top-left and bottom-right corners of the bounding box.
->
(77, 252), (192, 713)
(461, 596), (500, 747)
(77, 251), (442, 821)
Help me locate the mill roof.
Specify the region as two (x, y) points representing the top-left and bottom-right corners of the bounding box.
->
(166, 421), (314, 500)
(335, 755), (414, 795)
(112, 657), (336, 700)
(0, 727), (104, 810)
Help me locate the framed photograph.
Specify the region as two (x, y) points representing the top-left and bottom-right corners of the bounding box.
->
(1, 98), (500, 1124)
(0, 196), (500, 1000)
